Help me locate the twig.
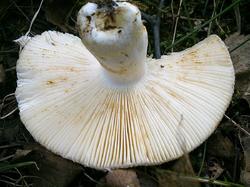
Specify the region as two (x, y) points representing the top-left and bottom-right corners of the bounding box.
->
(0, 107), (18, 119)
(230, 37), (250, 53)
(16, 0), (45, 52)
(156, 169), (244, 187)
(0, 154), (15, 162)
(179, 16), (205, 21)
(0, 179), (26, 187)
(12, 0), (30, 22)
(163, 0), (241, 52)
(233, 3), (241, 33)
(224, 114), (250, 136)
(1, 175), (17, 182)
(15, 168), (30, 187)
(142, 0), (166, 59)
(171, 0), (183, 52)
(0, 93), (18, 120)
(1, 93), (15, 101)
(25, 0), (44, 37)
(84, 172), (104, 185)
(0, 144), (22, 149)
(0, 161), (39, 172)
(0, 49), (17, 53)
(198, 141), (207, 176)
(5, 66), (16, 72)
(207, 0), (217, 36)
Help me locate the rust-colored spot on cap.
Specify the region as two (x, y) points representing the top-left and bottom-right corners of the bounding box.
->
(46, 80), (55, 85)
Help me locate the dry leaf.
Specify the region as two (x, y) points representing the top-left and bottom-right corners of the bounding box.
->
(157, 156), (200, 187)
(225, 32), (250, 105)
(100, 169), (141, 187)
(13, 149), (32, 159)
(207, 132), (235, 159)
(15, 144), (82, 187)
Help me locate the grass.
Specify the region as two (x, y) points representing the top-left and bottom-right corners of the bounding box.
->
(0, 161), (38, 172)
(162, 0), (241, 51)
(0, 159), (39, 186)
(156, 169), (245, 187)
(0, 0), (250, 186)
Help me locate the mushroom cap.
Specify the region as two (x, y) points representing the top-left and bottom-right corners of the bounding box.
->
(16, 31), (234, 169)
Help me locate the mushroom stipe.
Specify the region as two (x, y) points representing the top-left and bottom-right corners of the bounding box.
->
(15, 1), (234, 169)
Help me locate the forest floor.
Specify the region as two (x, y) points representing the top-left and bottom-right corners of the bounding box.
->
(0, 0), (250, 186)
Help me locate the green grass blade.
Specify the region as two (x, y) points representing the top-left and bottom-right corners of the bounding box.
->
(163, 0), (241, 52)
(0, 161), (39, 172)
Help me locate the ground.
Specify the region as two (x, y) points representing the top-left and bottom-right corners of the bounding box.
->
(0, 0), (250, 186)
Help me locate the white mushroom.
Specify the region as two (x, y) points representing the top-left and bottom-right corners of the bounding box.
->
(15, 1), (235, 169)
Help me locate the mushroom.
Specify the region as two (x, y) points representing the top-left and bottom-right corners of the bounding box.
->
(15, 1), (234, 169)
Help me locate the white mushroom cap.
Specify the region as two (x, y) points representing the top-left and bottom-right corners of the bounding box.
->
(16, 2), (234, 169)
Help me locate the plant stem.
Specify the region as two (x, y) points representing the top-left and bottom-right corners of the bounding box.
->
(163, 0), (241, 52)
(142, 0), (166, 59)
(156, 169), (244, 187)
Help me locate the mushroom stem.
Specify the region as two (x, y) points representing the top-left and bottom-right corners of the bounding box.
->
(77, 2), (148, 85)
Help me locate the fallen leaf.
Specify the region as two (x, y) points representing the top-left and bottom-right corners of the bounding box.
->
(98, 169), (141, 187)
(13, 144), (82, 187)
(225, 33), (250, 105)
(13, 149), (32, 160)
(157, 155), (200, 187)
(207, 132), (235, 159)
